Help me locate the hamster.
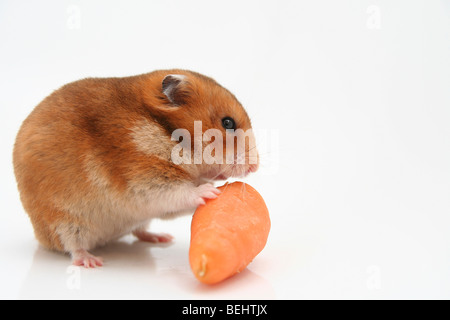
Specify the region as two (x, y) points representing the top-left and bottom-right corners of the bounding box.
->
(13, 69), (259, 267)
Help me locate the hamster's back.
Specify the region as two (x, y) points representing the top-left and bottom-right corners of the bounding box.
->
(13, 76), (142, 250)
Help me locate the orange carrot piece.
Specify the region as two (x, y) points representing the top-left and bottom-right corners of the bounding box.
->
(189, 182), (271, 284)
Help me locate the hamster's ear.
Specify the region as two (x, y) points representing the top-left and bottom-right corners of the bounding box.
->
(162, 74), (188, 105)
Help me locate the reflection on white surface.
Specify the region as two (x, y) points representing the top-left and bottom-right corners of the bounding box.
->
(18, 233), (276, 300)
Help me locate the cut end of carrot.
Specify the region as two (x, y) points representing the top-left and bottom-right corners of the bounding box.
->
(197, 254), (207, 278)
(189, 236), (238, 284)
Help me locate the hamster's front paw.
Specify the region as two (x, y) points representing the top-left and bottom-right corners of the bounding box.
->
(191, 183), (221, 206)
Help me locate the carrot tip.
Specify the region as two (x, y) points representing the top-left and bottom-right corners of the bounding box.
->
(197, 254), (207, 278)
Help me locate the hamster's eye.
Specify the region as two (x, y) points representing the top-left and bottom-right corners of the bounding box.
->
(222, 117), (236, 130)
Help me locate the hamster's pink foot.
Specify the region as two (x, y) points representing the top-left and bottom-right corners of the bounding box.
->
(72, 249), (103, 268)
(133, 230), (174, 243)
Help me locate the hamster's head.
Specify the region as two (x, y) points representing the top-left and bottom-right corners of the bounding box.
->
(150, 70), (259, 180)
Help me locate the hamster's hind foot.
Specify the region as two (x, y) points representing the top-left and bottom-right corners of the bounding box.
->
(72, 249), (103, 268)
(133, 230), (174, 243)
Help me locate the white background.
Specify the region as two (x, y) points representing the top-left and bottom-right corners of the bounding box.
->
(1, 0), (449, 299)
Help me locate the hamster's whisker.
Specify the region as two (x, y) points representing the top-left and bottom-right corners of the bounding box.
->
(203, 163), (233, 183)
(240, 180), (247, 199)
(246, 145), (259, 153)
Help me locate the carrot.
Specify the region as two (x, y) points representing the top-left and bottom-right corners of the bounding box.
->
(189, 181), (271, 284)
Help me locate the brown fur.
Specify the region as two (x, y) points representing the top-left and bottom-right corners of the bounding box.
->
(13, 69), (255, 253)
